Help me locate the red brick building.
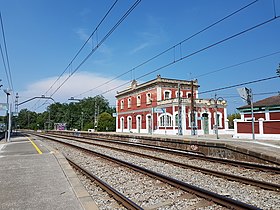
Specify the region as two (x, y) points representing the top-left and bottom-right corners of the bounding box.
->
(234, 95), (280, 139)
(116, 75), (228, 135)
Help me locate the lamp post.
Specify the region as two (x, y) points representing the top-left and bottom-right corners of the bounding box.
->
(207, 94), (226, 139)
(4, 89), (12, 142)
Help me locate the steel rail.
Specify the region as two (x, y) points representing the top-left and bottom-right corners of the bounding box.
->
(46, 132), (280, 173)
(38, 134), (261, 210)
(66, 157), (143, 210)
(56, 134), (280, 192)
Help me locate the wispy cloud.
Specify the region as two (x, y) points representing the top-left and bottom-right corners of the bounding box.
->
(19, 71), (129, 111)
(130, 15), (167, 54)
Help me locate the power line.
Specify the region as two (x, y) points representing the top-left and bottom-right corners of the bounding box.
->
(199, 75), (279, 95)
(0, 11), (13, 91)
(93, 15), (280, 98)
(193, 50), (280, 79)
(49, 0), (141, 98)
(33, 0), (141, 111)
(74, 0), (259, 98)
(44, 0), (119, 97)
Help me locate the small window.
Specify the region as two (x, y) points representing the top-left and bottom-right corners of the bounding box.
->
(137, 95), (141, 106)
(146, 93), (152, 104)
(164, 90), (171, 100)
(187, 93), (192, 98)
(128, 98), (131, 108)
(120, 100), (124, 109)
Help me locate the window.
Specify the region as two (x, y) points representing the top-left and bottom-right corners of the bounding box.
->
(188, 112), (198, 128)
(164, 90), (171, 100)
(146, 93), (152, 104)
(187, 92), (192, 98)
(159, 113), (173, 127)
(215, 112), (223, 127)
(175, 113), (178, 126)
(120, 100), (124, 109)
(175, 91), (183, 98)
(128, 98), (131, 108)
(127, 116), (132, 131)
(137, 95), (141, 106)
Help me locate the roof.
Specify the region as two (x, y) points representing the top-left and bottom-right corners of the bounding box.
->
(237, 95), (280, 109)
(116, 75), (199, 98)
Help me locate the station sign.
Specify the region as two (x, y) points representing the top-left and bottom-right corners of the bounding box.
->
(153, 107), (166, 113)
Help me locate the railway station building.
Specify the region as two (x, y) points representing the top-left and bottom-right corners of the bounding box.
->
(115, 75), (228, 135)
(234, 95), (280, 139)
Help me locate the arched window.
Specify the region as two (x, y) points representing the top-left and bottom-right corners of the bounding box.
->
(146, 93), (152, 104)
(137, 95), (141, 106)
(120, 100), (124, 109)
(127, 116), (132, 131)
(128, 98), (131, 108)
(159, 113), (173, 127)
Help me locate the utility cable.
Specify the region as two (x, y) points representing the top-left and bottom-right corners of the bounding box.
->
(93, 15), (280, 98)
(74, 0), (259, 98)
(0, 11), (13, 91)
(49, 0), (141, 98)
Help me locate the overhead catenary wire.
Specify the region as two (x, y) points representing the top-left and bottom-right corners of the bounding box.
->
(44, 0), (119, 97)
(33, 0), (141, 111)
(31, 0), (120, 111)
(48, 0), (141, 98)
(74, 0), (259, 98)
(92, 15), (280, 98)
(0, 11), (13, 91)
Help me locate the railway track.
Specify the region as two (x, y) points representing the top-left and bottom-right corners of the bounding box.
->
(41, 133), (280, 190)
(34, 133), (280, 209)
(41, 134), (260, 210)
(46, 132), (280, 172)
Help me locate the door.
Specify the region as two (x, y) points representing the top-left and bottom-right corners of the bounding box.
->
(137, 116), (141, 133)
(202, 113), (209, 134)
(147, 115), (152, 134)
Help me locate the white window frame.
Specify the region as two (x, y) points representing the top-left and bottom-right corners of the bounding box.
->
(137, 95), (141, 106)
(120, 100), (124, 110)
(128, 98), (131, 108)
(127, 116), (132, 131)
(175, 91), (183, 98)
(214, 112), (223, 128)
(164, 90), (172, 100)
(146, 93), (152, 104)
(159, 113), (173, 127)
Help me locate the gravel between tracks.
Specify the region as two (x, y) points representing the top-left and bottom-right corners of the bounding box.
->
(45, 138), (280, 209)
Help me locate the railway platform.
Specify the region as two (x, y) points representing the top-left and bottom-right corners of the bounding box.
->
(0, 133), (98, 210)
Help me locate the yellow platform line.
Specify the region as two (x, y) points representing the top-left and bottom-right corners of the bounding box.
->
(27, 137), (43, 154)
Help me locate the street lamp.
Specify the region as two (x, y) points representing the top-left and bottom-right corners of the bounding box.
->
(207, 94), (227, 139)
(4, 89), (12, 142)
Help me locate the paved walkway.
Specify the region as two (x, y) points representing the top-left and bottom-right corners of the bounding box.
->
(0, 134), (98, 210)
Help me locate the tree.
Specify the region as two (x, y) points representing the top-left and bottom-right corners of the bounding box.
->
(97, 112), (116, 131)
(227, 113), (241, 129)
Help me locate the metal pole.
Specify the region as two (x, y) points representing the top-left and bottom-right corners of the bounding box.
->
(215, 104), (219, 139)
(4, 93), (9, 141)
(178, 83), (182, 135)
(7, 103), (12, 142)
(250, 89), (255, 140)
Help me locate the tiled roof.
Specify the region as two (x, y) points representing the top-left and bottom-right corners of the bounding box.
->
(238, 95), (280, 109)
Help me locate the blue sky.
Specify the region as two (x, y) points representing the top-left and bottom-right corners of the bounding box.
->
(0, 0), (279, 114)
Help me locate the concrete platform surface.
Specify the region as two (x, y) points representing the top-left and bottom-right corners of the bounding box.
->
(0, 135), (98, 210)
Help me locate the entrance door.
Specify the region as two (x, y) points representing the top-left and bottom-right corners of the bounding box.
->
(121, 118), (124, 132)
(147, 115), (152, 134)
(137, 116), (141, 133)
(202, 113), (209, 134)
